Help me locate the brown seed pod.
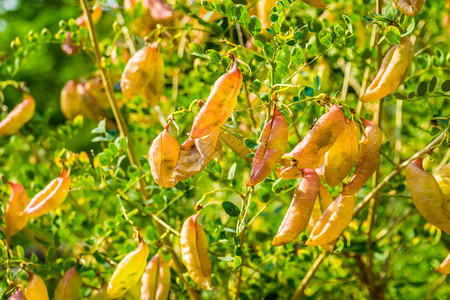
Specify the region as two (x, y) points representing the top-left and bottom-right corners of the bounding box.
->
(301, 0), (327, 9)
(436, 252), (450, 274)
(434, 163), (450, 201)
(247, 107), (288, 186)
(342, 119), (382, 195)
(281, 104), (346, 172)
(324, 117), (360, 187)
(189, 59), (242, 139)
(405, 158), (450, 235)
(0, 94), (35, 137)
(54, 266), (82, 300)
(306, 194), (356, 246)
(5, 182), (29, 243)
(273, 168), (320, 246)
(359, 37), (414, 102)
(141, 253), (171, 300)
(180, 214), (212, 290)
(393, 0), (425, 17)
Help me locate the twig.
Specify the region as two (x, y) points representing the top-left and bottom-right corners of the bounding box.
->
(290, 251), (327, 300)
(426, 274), (448, 300)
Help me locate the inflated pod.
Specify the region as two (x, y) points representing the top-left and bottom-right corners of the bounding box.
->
(22, 170), (71, 218)
(219, 130), (252, 162)
(5, 182), (29, 242)
(342, 119), (382, 195)
(171, 129), (220, 182)
(148, 124), (180, 188)
(324, 118), (360, 187)
(0, 94), (35, 137)
(434, 163), (450, 201)
(359, 37), (414, 102)
(23, 272), (49, 300)
(273, 169), (320, 246)
(256, 0), (277, 36)
(405, 158), (450, 235)
(301, 0), (327, 9)
(393, 0), (425, 17)
(8, 289), (25, 300)
(141, 253), (171, 300)
(180, 214), (212, 290)
(436, 252), (450, 274)
(54, 266), (82, 300)
(276, 165), (303, 180)
(107, 241), (150, 299)
(247, 107), (288, 186)
(281, 105), (345, 172)
(306, 194), (356, 246)
(189, 59), (242, 139)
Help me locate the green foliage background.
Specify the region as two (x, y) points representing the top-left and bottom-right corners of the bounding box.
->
(0, 0), (449, 299)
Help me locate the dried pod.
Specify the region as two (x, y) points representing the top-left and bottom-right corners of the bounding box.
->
(342, 119), (382, 195)
(54, 266), (82, 300)
(148, 124), (180, 188)
(143, 49), (165, 107)
(247, 107), (288, 186)
(273, 169), (320, 246)
(189, 59), (242, 139)
(121, 43), (162, 101)
(107, 241), (150, 299)
(405, 158), (450, 235)
(171, 129), (220, 182)
(306, 194), (355, 246)
(324, 117), (360, 187)
(219, 130), (252, 162)
(281, 104), (345, 172)
(0, 94), (35, 137)
(360, 37), (414, 102)
(180, 214), (212, 290)
(301, 0), (327, 9)
(393, 0), (425, 17)
(23, 272), (49, 300)
(436, 252), (450, 274)
(434, 163), (450, 201)
(276, 165), (303, 180)
(8, 289), (25, 300)
(5, 182), (29, 243)
(141, 253), (171, 300)
(22, 170), (71, 218)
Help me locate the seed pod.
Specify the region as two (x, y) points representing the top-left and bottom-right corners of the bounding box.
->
(405, 158), (450, 235)
(434, 163), (450, 201)
(148, 124), (180, 188)
(143, 49), (165, 107)
(436, 252), (450, 274)
(54, 266), (82, 300)
(301, 0), (327, 9)
(219, 130), (252, 162)
(180, 214), (212, 290)
(276, 165), (303, 180)
(23, 272), (49, 300)
(141, 253), (171, 300)
(171, 129), (220, 182)
(189, 59), (242, 139)
(306, 194), (356, 246)
(393, 0), (425, 17)
(107, 241), (150, 299)
(142, 0), (174, 24)
(5, 182), (29, 243)
(273, 169), (320, 246)
(324, 118), (360, 187)
(8, 289), (25, 300)
(22, 170), (71, 218)
(257, 0), (277, 36)
(342, 119), (382, 195)
(0, 94), (35, 137)
(281, 104), (345, 172)
(121, 43), (161, 101)
(247, 107), (288, 186)
(359, 37), (414, 102)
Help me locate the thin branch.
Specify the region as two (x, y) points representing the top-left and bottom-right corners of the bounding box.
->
(290, 251), (327, 300)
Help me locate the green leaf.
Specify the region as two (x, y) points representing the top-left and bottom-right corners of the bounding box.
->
(342, 15), (353, 35)
(233, 256), (242, 268)
(271, 22), (280, 34)
(269, 13), (278, 23)
(189, 42), (203, 54)
(306, 36), (318, 56)
(429, 76), (437, 93)
(384, 26), (402, 45)
(334, 25), (345, 40)
(228, 163), (237, 180)
(244, 138), (259, 150)
(254, 34), (266, 48)
(393, 93), (407, 100)
(223, 0), (236, 19)
(272, 178), (287, 193)
(16, 245), (24, 259)
(214, 0), (224, 14)
(319, 29), (333, 47)
(417, 81), (428, 97)
(403, 18), (415, 36)
(222, 201), (241, 217)
(248, 15), (262, 36)
(201, 0), (215, 11)
(206, 49), (221, 62)
(291, 46), (305, 66)
(264, 44), (275, 57)
(442, 80), (450, 92)
(236, 4), (249, 25)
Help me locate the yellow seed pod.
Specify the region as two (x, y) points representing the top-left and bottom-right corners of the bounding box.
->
(5, 182), (29, 243)
(0, 94), (35, 137)
(434, 163), (450, 201)
(301, 0), (327, 9)
(180, 214), (212, 290)
(436, 252), (450, 274)
(107, 241), (150, 299)
(23, 272), (49, 300)
(141, 253), (171, 300)
(54, 266), (82, 300)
